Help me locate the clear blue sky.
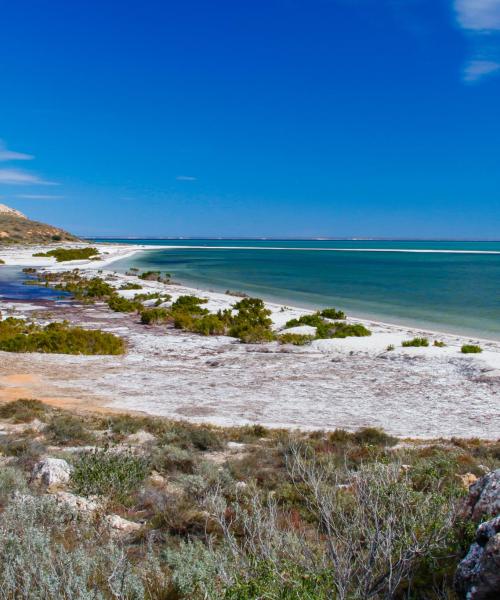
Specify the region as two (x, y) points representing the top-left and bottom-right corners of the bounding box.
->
(0, 0), (499, 238)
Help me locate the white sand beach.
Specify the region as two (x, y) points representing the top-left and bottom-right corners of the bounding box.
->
(1, 242), (499, 439)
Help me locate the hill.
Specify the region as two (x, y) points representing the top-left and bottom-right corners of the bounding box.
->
(0, 203), (79, 244)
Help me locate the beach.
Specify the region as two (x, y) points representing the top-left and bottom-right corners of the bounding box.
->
(1, 242), (499, 439)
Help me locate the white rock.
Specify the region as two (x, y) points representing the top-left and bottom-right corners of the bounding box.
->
(105, 514), (141, 533)
(31, 458), (72, 488)
(54, 491), (99, 512)
(227, 441), (246, 449)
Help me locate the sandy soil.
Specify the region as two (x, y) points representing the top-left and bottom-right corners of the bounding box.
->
(1, 243), (499, 438)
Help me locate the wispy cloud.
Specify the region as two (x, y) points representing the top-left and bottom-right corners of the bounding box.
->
(0, 168), (57, 185)
(0, 141), (34, 162)
(16, 194), (63, 200)
(454, 0), (500, 82)
(176, 175), (197, 181)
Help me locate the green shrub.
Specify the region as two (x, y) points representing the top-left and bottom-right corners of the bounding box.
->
(152, 444), (195, 474)
(433, 340), (446, 347)
(189, 427), (223, 451)
(352, 427), (398, 446)
(319, 307), (346, 320)
(285, 313), (324, 329)
(191, 314), (227, 336)
(45, 414), (95, 446)
(229, 298), (273, 342)
(138, 270), (165, 281)
(0, 399), (48, 423)
(71, 446), (149, 503)
(386, 344), (395, 351)
(135, 291), (169, 302)
(278, 333), (314, 345)
(172, 310), (196, 330)
(171, 295), (209, 315)
(56, 276), (114, 301)
(0, 319), (125, 355)
(0, 466), (29, 504)
(233, 325), (275, 344)
(119, 282), (142, 290)
(402, 337), (429, 347)
(32, 247), (99, 262)
(461, 344), (482, 354)
(106, 293), (143, 313)
(329, 323), (371, 338)
(140, 307), (169, 325)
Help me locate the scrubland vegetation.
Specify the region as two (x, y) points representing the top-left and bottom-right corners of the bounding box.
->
(33, 246), (100, 262)
(0, 398), (498, 599)
(0, 317), (125, 355)
(461, 344), (482, 354)
(402, 337), (429, 347)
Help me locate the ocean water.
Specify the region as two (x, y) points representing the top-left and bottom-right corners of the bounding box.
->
(98, 239), (500, 340)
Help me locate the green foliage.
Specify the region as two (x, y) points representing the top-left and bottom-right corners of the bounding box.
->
(140, 307), (169, 324)
(189, 427), (224, 451)
(119, 282), (143, 290)
(56, 275), (114, 301)
(0, 398), (48, 423)
(319, 307), (346, 320)
(229, 298), (273, 343)
(191, 314), (227, 336)
(352, 427), (398, 446)
(285, 313), (324, 329)
(135, 291), (169, 302)
(285, 313), (371, 339)
(386, 344), (395, 351)
(402, 337), (429, 347)
(138, 270), (171, 282)
(171, 295), (209, 315)
(71, 446), (149, 503)
(106, 293), (143, 313)
(461, 344), (482, 354)
(328, 322), (371, 338)
(0, 318), (125, 355)
(278, 333), (315, 345)
(0, 466), (29, 505)
(45, 414), (95, 446)
(433, 340), (446, 347)
(32, 246), (99, 262)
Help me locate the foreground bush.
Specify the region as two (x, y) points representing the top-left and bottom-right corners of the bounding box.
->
(33, 246), (99, 262)
(0, 318), (125, 355)
(278, 333), (315, 345)
(0, 398), (48, 423)
(461, 344), (482, 354)
(402, 337), (429, 347)
(71, 446), (149, 504)
(140, 307), (169, 325)
(0, 495), (167, 598)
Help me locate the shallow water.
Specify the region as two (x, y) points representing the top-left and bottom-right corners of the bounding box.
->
(0, 267), (70, 302)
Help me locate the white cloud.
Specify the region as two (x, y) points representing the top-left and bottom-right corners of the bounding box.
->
(0, 141), (34, 162)
(176, 175), (197, 181)
(455, 0), (500, 31)
(0, 168), (57, 185)
(463, 59), (500, 81)
(454, 1), (500, 82)
(16, 194), (63, 199)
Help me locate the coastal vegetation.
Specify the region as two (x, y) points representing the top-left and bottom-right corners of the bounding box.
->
(0, 317), (125, 355)
(0, 399), (498, 599)
(33, 246), (99, 262)
(278, 332), (315, 345)
(461, 344), (482, 354)
(402, 337), (429, 347)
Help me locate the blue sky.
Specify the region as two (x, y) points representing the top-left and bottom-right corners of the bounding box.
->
(0, 0), (499, 238)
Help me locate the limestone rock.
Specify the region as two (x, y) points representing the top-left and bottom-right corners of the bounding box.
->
(105, 514), (141, 534)
(54, 491), (99, 513)
(461, 469), (500, 522)
(455, 516), (500, 599)
(30, 458), (72, 488)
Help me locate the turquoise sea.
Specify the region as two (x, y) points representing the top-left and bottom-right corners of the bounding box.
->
(91, 240), (499, 339)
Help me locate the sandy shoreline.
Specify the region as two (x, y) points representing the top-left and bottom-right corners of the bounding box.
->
(1, 242), (499, 438)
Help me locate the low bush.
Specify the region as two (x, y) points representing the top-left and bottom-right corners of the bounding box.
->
(191, 314), (226, 336)
(461, 344), (482, 354)
(106, 293), (143, 313)
(71, 446), (149, 504)
(171, 295), (209, 315)
(352, 427), (398, 447)
(285, 313), (324, 329)
(329, 322), (371, 338)
(32, 247), (99, 262)
(433, 340), (446, 347)
(0, 318), (125, 355)
(278, 333), (315, 345)
(45, 414), (95, 446)
(119, 282), (143, 290)
(386, 344), (395, 351)
(229, 298), (273, 343)
(140, 307), (169, 324)
(402, 337), (429, 347)
(189, 427), (223, 451)
(319, 307), (346, 320)
(0, 398), (48, 423)
(0, 466), (28, 505)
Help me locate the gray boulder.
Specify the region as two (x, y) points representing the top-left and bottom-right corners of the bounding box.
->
(30, 458), (72, 488)
(455, 516), (500, 599)
(460, 469), (500, 522)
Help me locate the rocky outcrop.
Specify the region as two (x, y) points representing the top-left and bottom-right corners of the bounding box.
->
(105, 514), (141, 534)
(455, 516), (500, 600)
(460, 469), (500, 522)
(30, 458), (72, 488)
(455, 470), (500, 599)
